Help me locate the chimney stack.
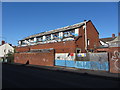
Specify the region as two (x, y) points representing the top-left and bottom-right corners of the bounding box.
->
(112, 34), (115, 38)
(118, 32), (120, 36)
(1, 40), (5, 45)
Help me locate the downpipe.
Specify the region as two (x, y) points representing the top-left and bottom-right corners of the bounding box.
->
(84, 21), (88, 52)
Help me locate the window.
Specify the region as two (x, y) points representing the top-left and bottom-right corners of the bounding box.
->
(63, 31), (72, 38)
(53, 33), (59, 39)
(77, 50), (81, 53)
(76, 48), (81, 53)
(87, 39), (90, 46)
(46, 35), (51, 41)
(8, 50), (12, 53)
(37, 37), (42, 42)
(63, 32), (68, 37)
(69, 30), (75, 37)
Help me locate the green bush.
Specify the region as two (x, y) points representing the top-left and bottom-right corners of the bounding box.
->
(6, 52), (14, 63)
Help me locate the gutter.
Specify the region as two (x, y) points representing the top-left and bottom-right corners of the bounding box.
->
(84, 21), (88, 52)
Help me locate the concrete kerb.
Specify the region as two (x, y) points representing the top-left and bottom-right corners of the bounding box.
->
(4, 63), (120, 81)
(53, 66), (120, 80)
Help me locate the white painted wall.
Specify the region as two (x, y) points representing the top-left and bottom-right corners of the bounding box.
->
(55, 53), (75, 60)
(0, 43), (14, 57)
(100, 40), (108, 47)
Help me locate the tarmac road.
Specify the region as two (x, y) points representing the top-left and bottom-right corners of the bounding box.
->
(2, 63), (120, 88)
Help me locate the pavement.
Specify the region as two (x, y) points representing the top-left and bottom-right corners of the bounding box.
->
(4, 62), (120, 80)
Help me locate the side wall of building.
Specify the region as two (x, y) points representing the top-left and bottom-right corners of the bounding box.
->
(75, 26), (85, 52)
(86, 21), (100, 50)
(16, 41), (76, 53)
(75, 21), (100, 53)
(30, 40), (76, 53)
(16, 46), (30, 52)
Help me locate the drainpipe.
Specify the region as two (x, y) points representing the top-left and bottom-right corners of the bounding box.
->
(84, 20), (88, 52)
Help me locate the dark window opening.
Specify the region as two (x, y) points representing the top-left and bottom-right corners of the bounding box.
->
(77, 50), (80, 53)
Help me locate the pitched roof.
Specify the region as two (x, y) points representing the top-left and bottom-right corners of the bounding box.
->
(100, 37), (116, 43)
(23, 20), (90, 40)
(109, 36), (120, 43)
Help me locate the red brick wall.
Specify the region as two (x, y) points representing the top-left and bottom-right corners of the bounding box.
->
(96, 48), (110, 52)
(75, 21), (100, 52)
(14, 49), (55, 66)
(16, 46), (30, 52)
(30, 41), (76, 53)
(86, 21), (100, 49)
(75, 27), (86, 52)
(109, 47), (120, 73)
(15, 41), (76, 53)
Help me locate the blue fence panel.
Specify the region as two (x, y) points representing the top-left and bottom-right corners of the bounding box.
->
(75, 61), (84, 69)
(55, 60), (109, 71)
(66, 60), (75, 67)
(99, 62), (109, 71)
(55, 60), (66, 66)
(90, 61), (101, 70)
(105, 62), (109, 71)
(83, 61), (91, 69)
(75, 61), (91, 69)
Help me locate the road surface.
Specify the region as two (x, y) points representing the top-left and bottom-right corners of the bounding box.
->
(2, 64), (120, 88)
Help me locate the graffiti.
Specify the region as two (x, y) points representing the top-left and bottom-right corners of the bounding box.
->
(77, 53), (86, 57)
(55, 53), (75, 60)
(111, 50), (120, 71)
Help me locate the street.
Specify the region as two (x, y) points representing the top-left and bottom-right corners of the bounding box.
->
(2, 63), (120, 88)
